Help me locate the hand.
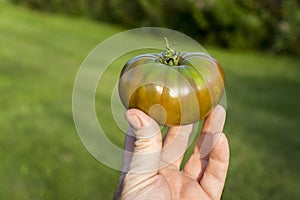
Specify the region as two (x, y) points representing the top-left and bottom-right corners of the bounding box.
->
(114, 105), (229, 200)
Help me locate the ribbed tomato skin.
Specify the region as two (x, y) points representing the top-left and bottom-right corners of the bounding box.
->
(118, 52), (225, 126)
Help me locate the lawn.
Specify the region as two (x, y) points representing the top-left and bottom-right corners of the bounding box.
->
(0, 1), (299, 199)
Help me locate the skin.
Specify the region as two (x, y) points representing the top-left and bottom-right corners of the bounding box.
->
(114, 105), (229, 200)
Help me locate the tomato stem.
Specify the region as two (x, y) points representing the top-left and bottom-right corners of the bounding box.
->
(160, 37), (181, 66)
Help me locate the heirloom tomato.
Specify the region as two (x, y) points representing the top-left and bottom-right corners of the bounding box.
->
(118, 40), (225, 126)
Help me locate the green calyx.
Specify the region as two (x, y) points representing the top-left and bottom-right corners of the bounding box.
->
(160, 37), (181, 66)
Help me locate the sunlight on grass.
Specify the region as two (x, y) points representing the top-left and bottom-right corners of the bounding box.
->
(0, 1), (299, 199)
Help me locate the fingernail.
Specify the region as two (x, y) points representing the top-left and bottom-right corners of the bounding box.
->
(126, 114), (142, 130)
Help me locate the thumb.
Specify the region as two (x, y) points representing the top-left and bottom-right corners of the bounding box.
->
(123, 109), (162, 173)
(121, 109), (163, 199)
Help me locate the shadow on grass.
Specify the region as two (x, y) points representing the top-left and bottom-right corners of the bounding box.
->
(223, 67), (300, 199)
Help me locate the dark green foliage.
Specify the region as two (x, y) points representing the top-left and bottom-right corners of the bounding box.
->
(8, 0), (300, 55)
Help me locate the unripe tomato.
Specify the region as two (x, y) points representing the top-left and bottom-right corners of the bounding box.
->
(118, 41), (225, 126)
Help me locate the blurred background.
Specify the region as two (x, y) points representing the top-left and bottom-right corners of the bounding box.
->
(0, 0), (299, 199)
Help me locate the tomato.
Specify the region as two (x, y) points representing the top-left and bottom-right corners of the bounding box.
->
(118, 40), (225, 126)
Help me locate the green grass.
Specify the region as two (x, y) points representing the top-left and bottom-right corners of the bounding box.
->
(1, 1), (300, 199)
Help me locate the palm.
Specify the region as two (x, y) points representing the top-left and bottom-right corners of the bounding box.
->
(117, 106), (229, 200)
(156, 169), (209, 199)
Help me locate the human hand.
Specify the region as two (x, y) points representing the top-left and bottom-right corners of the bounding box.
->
(114, 105), (229, 200)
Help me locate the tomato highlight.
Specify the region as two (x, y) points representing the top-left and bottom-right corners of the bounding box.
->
(118, 39), (225, 126)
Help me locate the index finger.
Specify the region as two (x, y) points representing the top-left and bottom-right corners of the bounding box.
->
(183, 105), (226, 180)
